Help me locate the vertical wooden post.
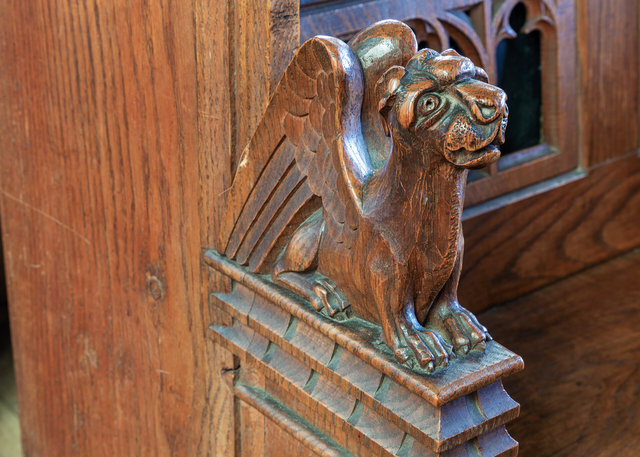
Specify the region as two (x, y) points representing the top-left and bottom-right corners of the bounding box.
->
(0, 0), (244, 455)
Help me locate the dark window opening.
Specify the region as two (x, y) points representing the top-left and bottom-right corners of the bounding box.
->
(448, 36), (465, 56)
(496, 3), (543, 154)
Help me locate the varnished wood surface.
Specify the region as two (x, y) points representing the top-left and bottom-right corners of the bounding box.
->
(208, 241), (522, 455)
(479, 248), (640, 457)
(578, 0), (639, 166)
(231, 0), (299, 166)
(206, 250), (523, 409)
(461, 153), (640, 314)
(0, 1), (236, 455)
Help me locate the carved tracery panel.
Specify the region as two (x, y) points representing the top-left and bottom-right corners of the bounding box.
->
(301, 0), (578, 207)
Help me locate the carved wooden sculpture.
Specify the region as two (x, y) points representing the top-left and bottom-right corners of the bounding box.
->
(207, 20), (523, 456)
(218, 20), (507, 372)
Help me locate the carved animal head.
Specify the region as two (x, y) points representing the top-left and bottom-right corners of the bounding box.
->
(376, 48), (508, 168)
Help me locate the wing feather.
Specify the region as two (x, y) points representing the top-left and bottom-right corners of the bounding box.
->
(226, 136), (293, 258)
(219, 36), (372, 273)
(247, 183), (316, 272)
(235, 151), (304, 264)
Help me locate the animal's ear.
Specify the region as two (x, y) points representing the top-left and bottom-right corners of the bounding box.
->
(375, 65), (405, 137)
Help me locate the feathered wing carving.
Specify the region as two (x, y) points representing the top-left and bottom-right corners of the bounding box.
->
(218, 37), (371, 273)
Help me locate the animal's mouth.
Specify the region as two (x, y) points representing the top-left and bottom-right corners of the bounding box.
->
(444, 137), (502, 168)
(445, 138), (502, 168)
(444, 115), (506, 168)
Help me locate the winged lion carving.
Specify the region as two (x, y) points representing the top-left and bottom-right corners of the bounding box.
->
(218, 20), (508, 373)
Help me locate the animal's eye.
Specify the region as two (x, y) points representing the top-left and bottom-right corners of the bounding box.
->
(417, 94), (439, 117)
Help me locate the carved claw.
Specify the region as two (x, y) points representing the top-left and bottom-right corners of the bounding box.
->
(396, 316), (453, 373)
(430, 301), (491, 356)
(311, 278), (348, 317)
(274, 272), (350, 320)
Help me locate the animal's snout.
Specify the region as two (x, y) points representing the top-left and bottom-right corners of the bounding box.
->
(456, 82), (508, 125)
(470, 87), (507, 124)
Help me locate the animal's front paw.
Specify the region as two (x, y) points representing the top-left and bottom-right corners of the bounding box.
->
(273, 271), (351, 320)
(394, 317), (453, 373)
(310, 277), (351, 318)
(428, 300), (491, 355)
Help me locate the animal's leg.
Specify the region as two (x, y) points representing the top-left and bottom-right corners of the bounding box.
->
(272, 211), (348, 317)
(368, 243), (450, 372)
(427, 235), (491, 355)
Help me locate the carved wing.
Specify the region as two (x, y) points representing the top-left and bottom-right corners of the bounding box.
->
(218, 36), (371, 273)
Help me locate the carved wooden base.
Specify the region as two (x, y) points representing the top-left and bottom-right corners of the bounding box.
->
(205, 250), (524, 456)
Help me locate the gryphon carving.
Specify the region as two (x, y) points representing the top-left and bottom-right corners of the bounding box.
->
(218, 20), (508, 373)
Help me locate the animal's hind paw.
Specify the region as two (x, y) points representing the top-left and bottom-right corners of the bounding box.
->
(429, 300), (491, 355)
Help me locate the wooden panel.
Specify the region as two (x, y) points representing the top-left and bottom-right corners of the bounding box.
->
(0, 1), (235, 455)
(300, 0), (480, 41)
(232, 0), (299, 166)
(196, 1), (238, 455)
(460, 153), (640, 313)
(578, 0), (639, 166)
(479, 248), (640, 456)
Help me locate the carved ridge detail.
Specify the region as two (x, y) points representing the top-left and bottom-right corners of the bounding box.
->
(206, 250), (523, 406)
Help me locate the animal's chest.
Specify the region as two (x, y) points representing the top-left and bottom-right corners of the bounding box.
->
(414, 203), (461, 280)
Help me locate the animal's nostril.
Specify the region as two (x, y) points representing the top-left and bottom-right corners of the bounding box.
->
(479, 103), (496, 120)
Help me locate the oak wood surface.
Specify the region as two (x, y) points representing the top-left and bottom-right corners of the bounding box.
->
(577, 0), (639, 166)
(0, 1), (235, 455)
(479, 248), (640, 457)
(232, 0), (300, 168)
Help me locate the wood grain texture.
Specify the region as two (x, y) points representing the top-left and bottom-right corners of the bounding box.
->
(460, 153), (640, 314)
(263, 417), (319, 457)
(235, 362), (320, 457)
(196, 0), (238, 455)
(578, 0), (639, 166)
(479, 248), (640, 457)
(0, 1), (235, 455)
(232, 0), (299, 167)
